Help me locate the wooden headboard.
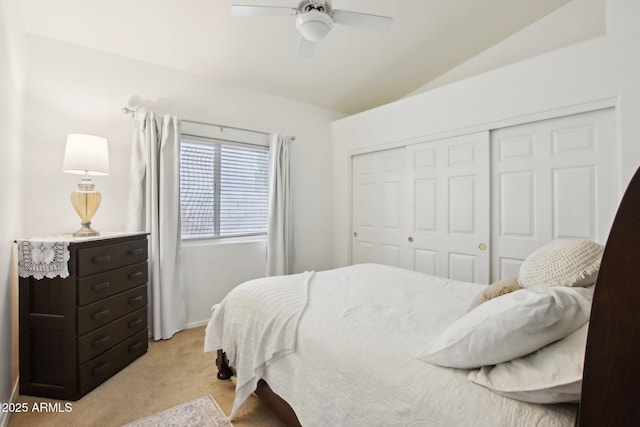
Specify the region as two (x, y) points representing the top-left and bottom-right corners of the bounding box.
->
(579, 165), (640, 426)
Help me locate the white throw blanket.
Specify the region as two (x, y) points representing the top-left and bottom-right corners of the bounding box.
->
(204, 271), (314, 419)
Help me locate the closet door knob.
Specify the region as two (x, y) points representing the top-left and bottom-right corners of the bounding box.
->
(479, 243), (487, 251)
(353, 232), (358, 238)
(408, 237), (414, 243)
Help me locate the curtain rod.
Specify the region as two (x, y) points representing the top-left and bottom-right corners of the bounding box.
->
(122, 107), (295, 141)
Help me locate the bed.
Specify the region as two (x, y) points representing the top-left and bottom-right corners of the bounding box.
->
(204, 164), (640, 427)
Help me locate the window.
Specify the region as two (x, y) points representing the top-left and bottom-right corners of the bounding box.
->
(180, 136), (269, 240)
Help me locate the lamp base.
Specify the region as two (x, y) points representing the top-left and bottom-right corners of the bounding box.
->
(73, 222), (99, 237)
(70, 176), (102, 238)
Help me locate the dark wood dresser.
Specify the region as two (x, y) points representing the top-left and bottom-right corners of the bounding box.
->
(18, 232), (149, 400)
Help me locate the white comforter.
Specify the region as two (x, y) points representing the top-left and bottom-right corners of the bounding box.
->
(205, 263), (577, 426)
(204, 270), (314, 418)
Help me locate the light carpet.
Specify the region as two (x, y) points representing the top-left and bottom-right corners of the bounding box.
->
(9, 327), (283, 427)
(122, 395), (232, 427)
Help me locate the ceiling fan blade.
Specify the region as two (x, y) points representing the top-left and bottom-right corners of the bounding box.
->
(332, 10), (393, 32)
(230, 5), (296, 17)
(296, 36), (316, 58)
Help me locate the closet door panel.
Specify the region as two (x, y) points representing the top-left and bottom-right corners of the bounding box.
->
(552, 123), (595, 154)
(414, 249), (437, 275)
(500, 171), (535, 237)
(382, 244), (401, 267)
(352, 153), (378, 264)
(381, 182), (401, 228)
(448, 175), (476, 234)
(414, 178), (437, 231)
(352, 148), (407, 268)
(449, 253), (477, 282)
(378, 149), (406, 268)
(499, 257), (523, 281)
(408, 132), (490, 283)
(553, 166), (595, 239)
(491, 108), (617, 282)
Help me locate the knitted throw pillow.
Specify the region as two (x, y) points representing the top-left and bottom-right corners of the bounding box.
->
(467, 277), (522, 312)
(519, 240), (604, 289)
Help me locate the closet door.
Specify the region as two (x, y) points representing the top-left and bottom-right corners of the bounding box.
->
(352, 147), (408, 267)
(491, 108), (617, 282)
(406, 132), (490, 283)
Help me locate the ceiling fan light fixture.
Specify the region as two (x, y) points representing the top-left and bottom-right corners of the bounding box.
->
(296, 10), (333, 42)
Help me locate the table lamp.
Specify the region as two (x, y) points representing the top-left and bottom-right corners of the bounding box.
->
(63, 134), (109, 237)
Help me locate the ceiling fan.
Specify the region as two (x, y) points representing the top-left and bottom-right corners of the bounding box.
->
(231, 0), (393, 57)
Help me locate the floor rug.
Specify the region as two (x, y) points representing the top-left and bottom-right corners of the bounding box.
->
(122, 395), (233, 427)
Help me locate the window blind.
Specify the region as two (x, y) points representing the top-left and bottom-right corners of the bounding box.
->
(180, 137), (269, 239)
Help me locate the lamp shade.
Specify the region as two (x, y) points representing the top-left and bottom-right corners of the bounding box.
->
(296, 10), (333, 42)
(63, 134), (109, 175)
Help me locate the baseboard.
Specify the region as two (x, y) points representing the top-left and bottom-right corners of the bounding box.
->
(146, 320), (209, 338)
(0, 378), (19, 427)
(186, 319), (209, 329)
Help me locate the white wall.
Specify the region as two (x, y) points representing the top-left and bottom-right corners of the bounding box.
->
(332, 0), (640, 267)
(411, 0), (606, 94)
(0, 0), (24, 423)
(22, 35), (343, 327)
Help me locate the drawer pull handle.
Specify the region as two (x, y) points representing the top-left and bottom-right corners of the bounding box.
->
(129, 248), (144, 256)
(92, 255), (111, 264)
(128, 271), (143, 280)
(92, 309), (110, 320)
(128, 318), (144, 329)
(129, 296), (144, 305)
(92, 362), (110, 375)
(129, 341), (143, 352)
(92, 335), (111, 347)
(92, 281), (110, 291)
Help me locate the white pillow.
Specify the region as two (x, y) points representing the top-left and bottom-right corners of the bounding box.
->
(519, 239), (603, 289)
(467, 322), (589, 404)
(417, 286), (593, 369)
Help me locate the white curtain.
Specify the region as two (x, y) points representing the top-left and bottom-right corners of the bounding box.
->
(266, 134), (293, 276)
(126, 110), (186, 340)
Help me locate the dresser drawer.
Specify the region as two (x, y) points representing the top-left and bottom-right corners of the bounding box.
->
(77, 262), (148, 306)
(77, 285), (147, 335)
(77, 238), (148, 277)
(77, 307), (147, 364)
(78, 329), (148, 394)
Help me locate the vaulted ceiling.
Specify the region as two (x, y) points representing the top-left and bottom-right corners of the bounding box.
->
(18, 0), (573, 114)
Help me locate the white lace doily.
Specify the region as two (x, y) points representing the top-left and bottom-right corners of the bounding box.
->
(17, 241), (71, 279)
